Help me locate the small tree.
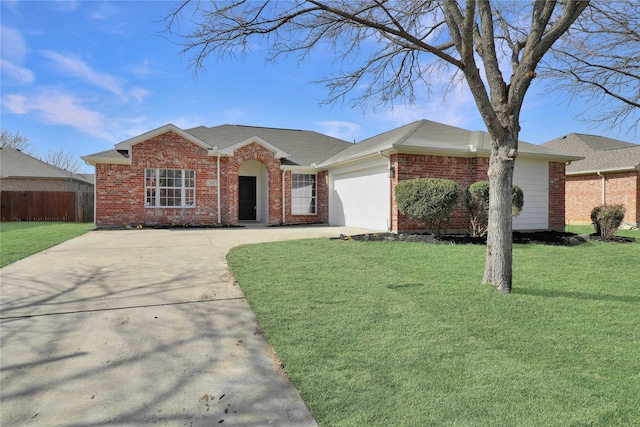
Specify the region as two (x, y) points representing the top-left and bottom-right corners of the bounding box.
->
(0, 129), (33, 154)
(42, 148), (82, 173)
(591, 204), (625, 239)
(395, 178), (461, 238)
(465, 181), (524, 237)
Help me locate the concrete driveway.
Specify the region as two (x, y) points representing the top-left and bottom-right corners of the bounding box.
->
(0, 225), (373, 427)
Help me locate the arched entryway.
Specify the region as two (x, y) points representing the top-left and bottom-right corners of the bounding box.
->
(238, 160), (269, 222)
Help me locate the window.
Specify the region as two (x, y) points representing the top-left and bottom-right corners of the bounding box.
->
(145, 168), (195, 208)
(291, 173), (316, 215)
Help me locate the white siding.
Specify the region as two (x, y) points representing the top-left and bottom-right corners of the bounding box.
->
(329, 161), (390, 231)
(513, 158), (548, 230)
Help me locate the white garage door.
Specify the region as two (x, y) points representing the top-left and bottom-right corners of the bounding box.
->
(513, 158), (549, 231)
(330, 165), (390, 231)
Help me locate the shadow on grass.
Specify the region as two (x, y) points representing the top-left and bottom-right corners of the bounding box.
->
(514, 288), (640, 304)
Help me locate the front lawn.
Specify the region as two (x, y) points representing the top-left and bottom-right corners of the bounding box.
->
(0, 222), (94, 267)
(228, 232), (639, 426)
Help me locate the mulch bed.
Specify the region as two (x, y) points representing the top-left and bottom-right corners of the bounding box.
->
(335, 230), (635, 246)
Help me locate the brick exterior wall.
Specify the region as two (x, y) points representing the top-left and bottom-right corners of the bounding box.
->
(280, 170), (329, 225)
(548, 162), (566, 230)
(565, 171), (639, 226)
(389, 154), (565, 233)
(95, 132), (218, 227)
(390, 153), (489, 232)
(94, 131), (330, 227)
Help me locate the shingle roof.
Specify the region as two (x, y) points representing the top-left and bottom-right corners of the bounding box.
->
(81, 148), (130, 164)
(317, 119), (581, 167)
(0, 147), (93, 184)
(542, 133), (640, 174)
(185, 124), (353, 166)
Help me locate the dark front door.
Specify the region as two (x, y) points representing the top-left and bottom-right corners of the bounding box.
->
(238, 176), (257, 220)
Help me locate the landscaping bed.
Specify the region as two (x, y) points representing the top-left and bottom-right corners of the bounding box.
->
(336, 230), (635, 245)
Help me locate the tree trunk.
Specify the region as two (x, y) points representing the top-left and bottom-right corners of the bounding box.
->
(482, 140), (516, 294)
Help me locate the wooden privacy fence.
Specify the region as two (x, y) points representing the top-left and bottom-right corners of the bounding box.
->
(1, 191), (94, 222)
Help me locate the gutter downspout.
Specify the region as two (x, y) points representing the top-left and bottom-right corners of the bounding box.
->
(282, 170), (286, 224)
(378, 151), (393, 232)
(217, 149), (221, 224)
(93, 171), (97, 228)
(597, 171), (605, 205)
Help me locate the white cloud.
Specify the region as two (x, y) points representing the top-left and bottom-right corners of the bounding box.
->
(3, 90), (114, 141)
(0, 26), (35, 84)
(41, 50), (128, 101)
(129, 87), (150, 104)
(1, 59), (35, 84)
(316, 121), (360, 142)
(41, 50), (152, 105)
(1, 25), (28, 61)
(2, 94), (29, 113)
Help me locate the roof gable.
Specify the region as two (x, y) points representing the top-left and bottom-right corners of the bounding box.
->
(219, 136), (290, 158)
(114, 124), (213, 151)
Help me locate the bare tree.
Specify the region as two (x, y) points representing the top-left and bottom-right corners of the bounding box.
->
(42, 148), (82, 173)
(0, 129), (33, 154)
(166, 0), (635, 293)
(541, 2), (640, 132)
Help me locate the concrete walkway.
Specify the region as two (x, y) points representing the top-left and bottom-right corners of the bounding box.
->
(0, 225), (373, 427)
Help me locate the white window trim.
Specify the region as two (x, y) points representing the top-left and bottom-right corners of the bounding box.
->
(145, 168), (196, 208)
(291, 173), (317, 215)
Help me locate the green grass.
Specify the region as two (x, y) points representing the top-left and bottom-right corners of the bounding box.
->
(0, 221), (94, 267)
(565, 223), (638, 238)
(228, 231), (640, 426)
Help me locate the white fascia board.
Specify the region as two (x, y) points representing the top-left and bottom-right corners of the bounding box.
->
(281, 165), (317, 173)
(81, 155), (131, 166)
(315, 146), (394, 169)
(516, 151), (584, 162)
(567, 165), (640, 176)
(114, 123), (212, 151)
(219, 136), (290, 158)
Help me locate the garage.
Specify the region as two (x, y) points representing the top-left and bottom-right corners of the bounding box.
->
(329, 163), (390, 231)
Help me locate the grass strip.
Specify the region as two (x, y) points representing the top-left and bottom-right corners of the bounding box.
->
(0, 222), (94, 267)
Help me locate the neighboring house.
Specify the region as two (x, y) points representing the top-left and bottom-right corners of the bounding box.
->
(543, 133), (640, 228)
(82, 120), (580, 232)
(0, 147), (94, 192)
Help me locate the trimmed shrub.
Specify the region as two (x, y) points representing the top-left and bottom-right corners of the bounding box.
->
(395, 178), (461, 238)
(512, 185), (524, 217)
(591, 204), (625, 239)
(463, 181), (525, 237)
(464, 181), (490, 237)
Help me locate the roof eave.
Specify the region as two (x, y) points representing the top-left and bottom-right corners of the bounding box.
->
(81, 155), (131, 166)
(567, 164), (640, 176)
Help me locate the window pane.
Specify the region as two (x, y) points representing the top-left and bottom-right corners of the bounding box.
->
(291, 174), (316, 215)
(147, 168), (195, 208)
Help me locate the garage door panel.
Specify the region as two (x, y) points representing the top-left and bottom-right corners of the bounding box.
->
(330, 166), (389, 231)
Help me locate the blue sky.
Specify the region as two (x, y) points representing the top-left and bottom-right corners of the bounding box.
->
(1, 1), (633, 173)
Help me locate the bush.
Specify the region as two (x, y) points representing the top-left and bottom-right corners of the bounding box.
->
(463, 181), (525, 237)
(464, 181), (490, 237)
(512, 185), (524, 217)
(591, 204), (625, 239)
(395, 178), (461, 238)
